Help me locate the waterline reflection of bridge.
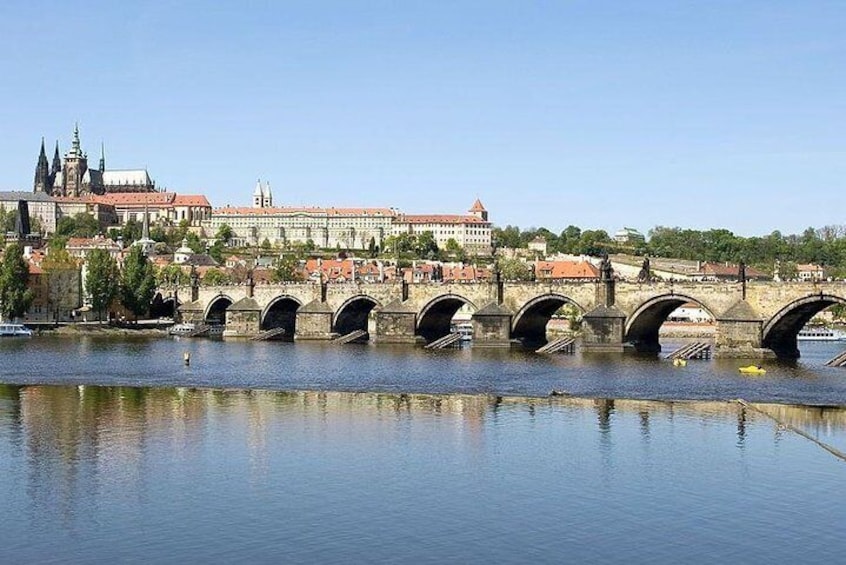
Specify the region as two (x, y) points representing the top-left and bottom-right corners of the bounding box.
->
(171, 279), (846, 359)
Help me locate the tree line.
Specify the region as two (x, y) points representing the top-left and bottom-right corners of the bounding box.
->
(0, 242), (156, 324)
(494, 224), (846, 277)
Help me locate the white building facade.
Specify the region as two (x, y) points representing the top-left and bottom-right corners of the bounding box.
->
(202, 184), (492, 253)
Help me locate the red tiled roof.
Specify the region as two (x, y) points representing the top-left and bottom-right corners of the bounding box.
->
(96, 192), (176, 206)
(700, 262), (767, 279)
(395, 214), (489, 225)
(469, 198), (486, 212)
(173, 195), (211, 207)
(534, 260), (599, 279)
(213, 206), (395, 216)
(66, 237), (120, 248)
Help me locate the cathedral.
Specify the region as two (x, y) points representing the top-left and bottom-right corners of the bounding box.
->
(33, 125), (156, 197)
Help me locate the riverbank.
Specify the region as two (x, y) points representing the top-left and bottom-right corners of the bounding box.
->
(35, 323), (168, 338)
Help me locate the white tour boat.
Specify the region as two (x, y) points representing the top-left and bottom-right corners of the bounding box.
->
(797, 327), (846, 341)
(0, 322), (33, 337)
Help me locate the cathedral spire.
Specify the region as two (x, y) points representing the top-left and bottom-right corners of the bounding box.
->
(34, 137), (50, 193)
(51, 141), (61, 175)
(99, 141), (105, 172)
(70, 122), (81, 157)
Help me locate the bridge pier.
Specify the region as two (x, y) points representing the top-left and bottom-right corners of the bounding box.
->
(223, 298), (262, 338)
(714, 300), (772, 358)
(471, 302), (512, 348)
(581, 305), (627, 353)
(295, 300), (336, 340)
(178, 300), (205, 325)
(372, 299), (420, 344)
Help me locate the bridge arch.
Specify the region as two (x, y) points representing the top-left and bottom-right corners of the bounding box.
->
(417, 294), (477, 343)
(512, 293), (587, 347)
(149, 292), (178, 319)
(625, 293), (716, 354)
(205, 294), (234, 325)
(762, 293), (846, 359)
(261, 295), (303, 337)
(333, 295), (382, 337)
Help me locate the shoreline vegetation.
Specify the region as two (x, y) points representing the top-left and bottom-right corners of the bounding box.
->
(33, 323), (168, 337)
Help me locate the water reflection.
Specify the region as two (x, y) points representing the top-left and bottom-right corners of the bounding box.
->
(2, 385), (846, 563)
(7, 385), (846, 473)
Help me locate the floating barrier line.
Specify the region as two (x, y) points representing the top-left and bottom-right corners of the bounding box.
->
(735, 399), (846, 463)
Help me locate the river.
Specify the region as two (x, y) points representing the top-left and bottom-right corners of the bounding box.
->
(0, 336), (844, 563)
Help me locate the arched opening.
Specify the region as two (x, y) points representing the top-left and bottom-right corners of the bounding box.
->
(334, 296), (380, 339)
(417, 295), (476, 343)
(625, 295), (715, 354)
(205, 295), (232, 325)
(261, 296), (301, 340)
(149, 293), (177, 319)
(763, 294), (846, 359)
(511, 294), (585, 348)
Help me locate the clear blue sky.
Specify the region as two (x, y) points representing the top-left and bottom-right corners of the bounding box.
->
(0, 1), (843, 237)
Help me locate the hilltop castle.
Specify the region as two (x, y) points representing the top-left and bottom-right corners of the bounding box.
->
(33, 125), (156, 197)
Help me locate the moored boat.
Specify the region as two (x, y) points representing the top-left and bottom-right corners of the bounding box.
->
(738, 365), (766, 375)
(0, 322), (33, 337)
(168, 323), (196, 336)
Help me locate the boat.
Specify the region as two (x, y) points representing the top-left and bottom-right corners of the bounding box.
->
(452, 322), (473, 342)
(168, 323), (196, 336)
(797, 326), (846, 341)
(738, 365), (766, 375)
(0, 322), (32, 337)
(169, 323), (225, 337)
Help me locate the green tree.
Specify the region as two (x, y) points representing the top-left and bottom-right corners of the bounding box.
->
(0, 206), (14, 233)
(415, 231), (439, 259)
(85, 248), (119, 322)
(186, 232), (205, 254)
(271, 255), (302, 282)
(157, 264), (189, 287)
(121, 219), (142, 245)
(202, 268), (229, 285)
(42, 249), (81, 325)
(443, 238), (466, 261)
(119, 246), (157, 322)
(216, 223), (234, 244)
(0, 243), (34, 321)
(208, 240), (225, 264)
(496, 257), (534, 281)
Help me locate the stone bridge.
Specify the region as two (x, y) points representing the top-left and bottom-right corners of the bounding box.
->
(169, 278), (846, 359)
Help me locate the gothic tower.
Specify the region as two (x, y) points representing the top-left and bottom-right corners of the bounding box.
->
(62, 123), (89, 197)
(50, 141), (61, 191)
(262, 181), (273, 208)
(99, 141), (105, 172)
(33, 138), (50, 193)
(253, 179), (264, 208)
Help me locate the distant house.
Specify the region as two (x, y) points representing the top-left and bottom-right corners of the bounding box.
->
(534, 260), (599, 281)
(698, 262), (768, 281)
(667, 302), (713, 323)
(66, 236), (122, 259)
(797, 263), (826, 282)
(613, 227), (645, 245)
(528, 236), (548, 256)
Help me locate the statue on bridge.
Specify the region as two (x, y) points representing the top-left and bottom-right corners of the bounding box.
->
(637, 257), (651, 283)
(599, 253), (613, 282)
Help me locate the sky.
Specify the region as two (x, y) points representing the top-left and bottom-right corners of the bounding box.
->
(0, 1), (843, 237)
